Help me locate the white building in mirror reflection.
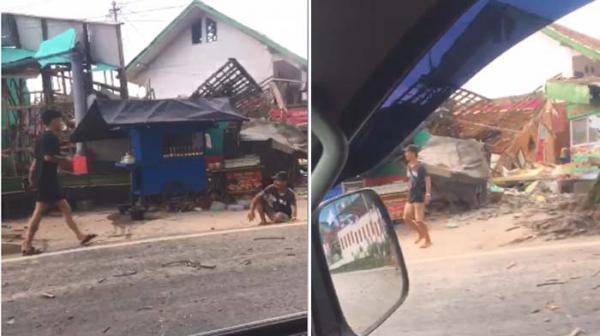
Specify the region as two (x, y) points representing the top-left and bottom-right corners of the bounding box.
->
(337, 208), (387, 264)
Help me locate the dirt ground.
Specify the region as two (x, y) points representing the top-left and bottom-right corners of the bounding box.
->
(395, 191), (599, 259)
(1, 198), (308, 256)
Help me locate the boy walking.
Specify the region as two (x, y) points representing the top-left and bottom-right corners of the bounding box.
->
(21, 110), (96, 255)
(403, 145), (432, 248)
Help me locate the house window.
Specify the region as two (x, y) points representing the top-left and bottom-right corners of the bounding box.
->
(191, 21), (202, 44)
(571, 115), (599, 146)
(206, 18), (217, 42)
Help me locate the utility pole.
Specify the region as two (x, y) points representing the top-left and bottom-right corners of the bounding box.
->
(109, 1), (121, 22)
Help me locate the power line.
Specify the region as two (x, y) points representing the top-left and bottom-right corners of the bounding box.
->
(122, 17), (143, 36)
(125, 19), (170, 22)
(124, 4), (186, 15)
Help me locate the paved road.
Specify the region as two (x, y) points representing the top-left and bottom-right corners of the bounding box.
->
(370, 240), (600, 336)
(2, 225), (307, 336)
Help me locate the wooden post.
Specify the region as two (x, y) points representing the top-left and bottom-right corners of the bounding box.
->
(115, 24), (129, 99)
(82, 23), (94, 93)
(40, 19), (53, 104)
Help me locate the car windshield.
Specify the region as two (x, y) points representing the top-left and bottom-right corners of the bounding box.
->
(1, 1), (308, 335)
(327, 1), (600, 335)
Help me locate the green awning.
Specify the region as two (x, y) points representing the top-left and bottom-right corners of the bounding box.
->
(92, 63), (117, 72)
(1, 47), (36, 65)
(38, 55), (71, 68)
(34, 28), (76, 67)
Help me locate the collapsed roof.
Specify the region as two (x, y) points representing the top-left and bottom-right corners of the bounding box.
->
(429, 91), (546, 153)
(240, 119), (307, 155)
(190, 58), (269, 118)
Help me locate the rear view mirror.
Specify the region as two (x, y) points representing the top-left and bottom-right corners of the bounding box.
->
(315, 189), (409, 335)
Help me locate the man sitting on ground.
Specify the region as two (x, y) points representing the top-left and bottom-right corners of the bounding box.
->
(248, 171), (297, 225)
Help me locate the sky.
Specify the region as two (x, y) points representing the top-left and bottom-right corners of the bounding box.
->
(1, 0), (597, 99)
(1, 0), (308, 62)
(463, 0), (600, 97)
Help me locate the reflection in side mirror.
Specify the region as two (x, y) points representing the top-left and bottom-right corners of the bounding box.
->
(316, 189), (409, 335)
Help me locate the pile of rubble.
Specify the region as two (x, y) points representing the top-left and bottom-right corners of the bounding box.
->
(506, 192), (599, 239)
(494, 182), (600, 240)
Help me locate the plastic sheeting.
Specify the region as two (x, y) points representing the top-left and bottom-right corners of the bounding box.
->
(71, 97), (247, 142)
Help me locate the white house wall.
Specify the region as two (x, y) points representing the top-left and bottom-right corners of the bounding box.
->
(135, 16), (275, 99)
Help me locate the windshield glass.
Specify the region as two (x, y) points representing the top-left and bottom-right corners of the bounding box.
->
(1, 1), (308, 335)
(328, 1), (600, 335)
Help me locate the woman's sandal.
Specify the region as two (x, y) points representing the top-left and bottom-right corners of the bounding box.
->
(80, 234), (98, 246)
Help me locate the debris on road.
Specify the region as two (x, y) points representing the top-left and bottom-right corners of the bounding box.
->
(6, 317), (15, 325)
(545, 302), (561, 311)
(242, 259), (252, 265)
(162, 260), (216, 270)
(98, 278), (107, 284)
(446, 222), (460, 229)
(504, 235), (535, 245)
(505, 226), (520, 232)
(137, 306), (153, 312)
(537, 280), (566, 287)
(103, 326), (111, 333)
(592, 284), (600, 290)
(254, 236), (285, 241)
(566, 327), (585, 336)
(41, 292), (56, 299)
(113, 270), (138, 277)
(530, 308), (541, 314)
(506, 262), (517, 270)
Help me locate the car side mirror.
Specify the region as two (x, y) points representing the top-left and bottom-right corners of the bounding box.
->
(314, 189), (409, 335)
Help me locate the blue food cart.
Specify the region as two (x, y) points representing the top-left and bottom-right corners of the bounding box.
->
(71, 97), (248, 218)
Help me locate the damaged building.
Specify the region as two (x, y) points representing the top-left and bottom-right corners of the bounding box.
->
(125, 0), (307, 128)
(428, 90), (570, 175)
(1, 12), (130, 198)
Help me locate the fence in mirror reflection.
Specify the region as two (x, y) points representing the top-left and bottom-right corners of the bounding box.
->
(316, 189), (409, 335)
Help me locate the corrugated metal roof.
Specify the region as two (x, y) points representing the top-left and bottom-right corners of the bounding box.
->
(1, 47), (35, 65)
